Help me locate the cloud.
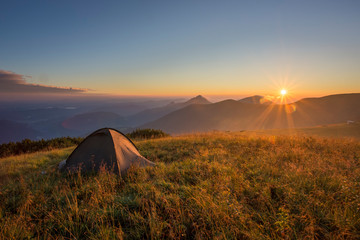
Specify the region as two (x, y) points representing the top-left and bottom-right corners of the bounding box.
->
(0, 70), (87, 94)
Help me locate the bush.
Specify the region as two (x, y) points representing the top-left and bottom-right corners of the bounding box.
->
(127, 129), (169, 140)
(0, 137), (83, 158)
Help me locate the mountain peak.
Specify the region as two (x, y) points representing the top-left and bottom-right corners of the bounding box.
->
(185, 95), (211, 105)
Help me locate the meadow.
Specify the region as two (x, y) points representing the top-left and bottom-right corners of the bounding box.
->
(0, 132), (360, 239)
(244, 122), (360, 140)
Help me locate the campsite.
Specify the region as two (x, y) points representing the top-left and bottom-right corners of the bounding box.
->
(2, 1), (360, 239)
(1, 131), (360, 239)
(59, 128), (155, 175)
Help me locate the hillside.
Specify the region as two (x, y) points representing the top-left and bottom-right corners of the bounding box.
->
(1, 133), (359, 239)
(142, 93), (360, 134)
(246, 122), (360, 139)
(127, 95), (211, 127)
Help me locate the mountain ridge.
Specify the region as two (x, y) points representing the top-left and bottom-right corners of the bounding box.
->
(141, 93), (360, 134)
(126, 95), (211, 126)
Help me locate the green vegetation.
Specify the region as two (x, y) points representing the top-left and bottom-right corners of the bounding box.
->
(0, 137), (83, 158)
(127, 128), (170, 140)
(1, 133), (360, 239)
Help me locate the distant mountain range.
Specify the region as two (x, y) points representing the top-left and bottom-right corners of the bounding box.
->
(1, 93), (359, 143)
(142, 93), (360, 134)
(0, 98), (174, 142)
(126, 95), (211, 126)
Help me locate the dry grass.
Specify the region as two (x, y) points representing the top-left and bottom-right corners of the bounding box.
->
(1, 133), (360, 239)
(244, 122), (360, 140)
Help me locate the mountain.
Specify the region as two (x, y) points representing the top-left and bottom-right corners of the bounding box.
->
(238, 95), (272, 104)
(184, 95), (211, 105)
(141, 93), (360, 134)
(0, 120), (40, 143)
(126, 95), (211, 127)
(62, 111), (128, 134)
(0, 99), (176, 141)
(290, 93), (360, 126)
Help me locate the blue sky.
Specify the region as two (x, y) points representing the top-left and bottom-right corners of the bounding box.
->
(1, 0), (360, 98)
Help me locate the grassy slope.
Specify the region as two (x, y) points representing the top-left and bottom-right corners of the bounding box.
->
(245, 122), (360, 140)
(1, 133), (360, 239)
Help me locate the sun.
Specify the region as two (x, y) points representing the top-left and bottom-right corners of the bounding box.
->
(280, 89), (287, 96)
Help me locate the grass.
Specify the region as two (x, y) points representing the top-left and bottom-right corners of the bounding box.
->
(0, 132), (360, 239)
(245, 122), (360, 140)
(0, 147), (74, 185)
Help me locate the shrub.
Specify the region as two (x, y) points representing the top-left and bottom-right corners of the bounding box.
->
(0, 137), (83, 158)
(127, 129), (169, 140)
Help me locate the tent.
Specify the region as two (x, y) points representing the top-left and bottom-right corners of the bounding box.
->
(59, 128), (155, 175)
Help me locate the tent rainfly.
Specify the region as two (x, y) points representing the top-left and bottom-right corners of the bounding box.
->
(59, 128), (155, 175)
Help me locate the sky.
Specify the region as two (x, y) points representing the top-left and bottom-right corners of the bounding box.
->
(1, 0), (360, 100)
